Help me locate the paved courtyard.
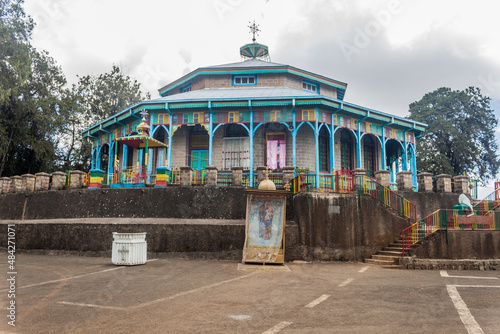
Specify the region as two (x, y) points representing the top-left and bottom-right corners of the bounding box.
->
(0, 253), (499, 333)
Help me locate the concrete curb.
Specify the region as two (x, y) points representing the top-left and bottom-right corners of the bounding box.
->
(401, 257), (500, 270)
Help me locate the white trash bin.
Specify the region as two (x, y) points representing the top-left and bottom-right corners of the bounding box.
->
(111, 232), (147, 265)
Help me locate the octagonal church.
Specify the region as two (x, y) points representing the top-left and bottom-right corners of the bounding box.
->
(83, 32), (426, 189)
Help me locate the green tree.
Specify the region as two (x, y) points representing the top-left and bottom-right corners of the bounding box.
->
(0, 0), (67, 176)
(409, 87), (499, 183)
(59, 65), (150, 171)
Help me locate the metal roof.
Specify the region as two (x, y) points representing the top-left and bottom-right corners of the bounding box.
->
(152, 87), (319, 101)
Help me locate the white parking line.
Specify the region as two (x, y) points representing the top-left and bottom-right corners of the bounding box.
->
(446, 285), (500, 334)
(305, 294), (330, 308)
(58, 271), (260, 310)
(440, 270), (498, 280)
(358, 266), (369, 273)
(262, 321), (293, 334)
(0, 267), (124, 292)
(338, 278), (354, 287)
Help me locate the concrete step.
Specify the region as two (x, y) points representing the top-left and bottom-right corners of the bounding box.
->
(389, 243), (403, 247)
(383, 247), (403, 251)
(382, 264), (404, 269)
(378, 250), (402, 256)
(365, 258), (395, 266)
(372, 254), (400, 262)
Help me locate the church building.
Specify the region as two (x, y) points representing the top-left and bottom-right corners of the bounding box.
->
(82, 24), (426, 189)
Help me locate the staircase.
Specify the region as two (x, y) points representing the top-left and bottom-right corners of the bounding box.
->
(365, 238), (403, 268)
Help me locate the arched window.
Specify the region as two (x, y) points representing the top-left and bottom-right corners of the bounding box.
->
(363, 135), (376, 177)
(340, 129), (353, 171)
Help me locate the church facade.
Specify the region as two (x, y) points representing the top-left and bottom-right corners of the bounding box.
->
(82, 37), (426, 189)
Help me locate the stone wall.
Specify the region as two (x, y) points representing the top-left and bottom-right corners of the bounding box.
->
(293, 192), (414, 261)
(405, 230), (500, 260)
(396, 191), (461, 220)
(0, 187), (249, 220)
(0, 218), (301, 261)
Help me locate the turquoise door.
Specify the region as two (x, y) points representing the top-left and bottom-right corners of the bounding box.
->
(190, 150), (208, 170)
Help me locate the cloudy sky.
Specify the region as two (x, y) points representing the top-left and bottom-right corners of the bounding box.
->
(24, 0), (500, 193)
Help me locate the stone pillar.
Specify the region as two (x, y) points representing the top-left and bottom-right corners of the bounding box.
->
(11, 176), (22, 193)
(0, 178), (4, 194)
(352, 168), (367, 190)
(231, 166), (243, 187)
(51, 171), (67, 190)
(205, 166), (218, 186)
(180, 167), (193, 186)
(257, 166), (268, 183)
(35, 172), (50, 191)
(417, 172), (433, 192)
(1, 177), (11, 193)
(70, 170), (86, 189)
(282, 166), (295, 185)
(436, 174), (452, 193)
(155, 167), (169, 187)
(397, 171), (413, 191)
(374, 170), (390, 188)
(453, 175), (470, 194)
(22, 174), (35, 192)
(88, 169), (104, 189)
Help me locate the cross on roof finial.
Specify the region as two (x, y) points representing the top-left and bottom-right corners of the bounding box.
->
(139, 110), (148, 120)
(248, 20), (260, 43)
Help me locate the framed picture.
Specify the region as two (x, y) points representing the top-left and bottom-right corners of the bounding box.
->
(242, 191), (287, 264)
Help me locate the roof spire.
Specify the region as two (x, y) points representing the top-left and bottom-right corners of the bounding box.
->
(248, 20), (260, 43)
(240, 21), (270, 61)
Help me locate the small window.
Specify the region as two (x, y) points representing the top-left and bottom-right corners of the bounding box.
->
(233, 75), (256, 86)
(302, 110), (308, 121)
(183, 113), (189, 123)
(180, 84), (191, 93)
(204, 113), (210, 123)
(159, 114), (164, 124)
(303, 80), (318, 93)
(228, 112), (239, 123)
(172, 114), (178, 124)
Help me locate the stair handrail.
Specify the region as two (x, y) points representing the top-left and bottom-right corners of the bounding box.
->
(355, 175), (417, 222)
(402, 209), (499, 256)
(473, 187), (500, 213)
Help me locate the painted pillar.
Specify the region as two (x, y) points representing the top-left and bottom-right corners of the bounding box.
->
(410, 144), (417, 189)
(208, 102), (213, 166)
(381, 127), (386, 170)
(91, 147), (96, 170)
(330, 113), (335, 173)
(249, 100), (254, 187)
(96, 147), (101, 170)
(122, 144), (128, 170)
(148, 148), (153, 172)
(356, 120), (362, 169)
(168, 105), (173, 169)
(314, 107), (319, 188)
(292, 99), (297, 168)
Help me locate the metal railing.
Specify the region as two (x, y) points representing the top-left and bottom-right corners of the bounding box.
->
(169, 170), (180, 185)
(355, 176), (417, 222)
(473, 187), (500, 213)
(192, 169), (206, 186)
(113, 166), (152, 185)
(217, 172), (232, 186)
(402, 209), (500, 255)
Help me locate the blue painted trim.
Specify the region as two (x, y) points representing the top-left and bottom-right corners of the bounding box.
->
(122, 144), (128, 170)
(82, 94), (427, 137)
(292, 99), (296, 168)
(237, 122), (250, 134)
(209, 101), (213, 166)
(253, 122), (264, 135)
(213, 122), (225, 134)
(232, 74), (257, 86)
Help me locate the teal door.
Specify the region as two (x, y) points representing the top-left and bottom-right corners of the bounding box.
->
(190, 150), (208, 170)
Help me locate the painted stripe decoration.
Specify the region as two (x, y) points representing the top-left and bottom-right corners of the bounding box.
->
(338, 278), (354, 287)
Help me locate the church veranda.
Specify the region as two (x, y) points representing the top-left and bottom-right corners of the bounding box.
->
(5, 253), (500, 334)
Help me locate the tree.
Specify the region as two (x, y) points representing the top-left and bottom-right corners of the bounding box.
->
(0, 0), (67, 176)
(409, 87), (499, 183)
(58, 65), (151, 171)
